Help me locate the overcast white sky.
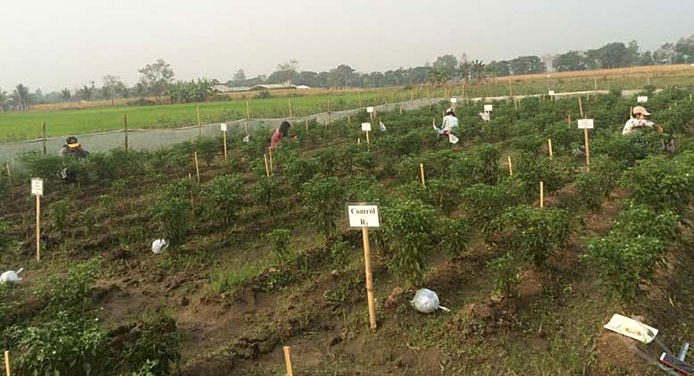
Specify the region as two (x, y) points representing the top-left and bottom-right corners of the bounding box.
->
(2, 0), (694, 92)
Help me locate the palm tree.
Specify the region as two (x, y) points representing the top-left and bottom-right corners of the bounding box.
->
(470, 60), (486, 83)
(60, 88), (71, 101)
(12, 84), (32, 111)
(0, 89), (7, 111)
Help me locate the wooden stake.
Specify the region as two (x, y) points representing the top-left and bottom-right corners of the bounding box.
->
(629, 106), (633, 119)
(348, 115), (351, 124)
(508, 156), (513, 176)
(420, 163), (426, 187)
(327, 100), (331, 128)
(196, 106), (201, 138)
(410, 88), (414, 107)
(358, 91), (362, 107)
(42, 121), (47, 154)
(548, 139), (553, 159)
(539, 181), (544, 208)
(594, 77), (598, 94)
(358, 138), (361, 151)
(193, 151), (200, 184)
(123, 114), (129, 152)
(578, 96), (584, 118)
(268, 147), (273, 175)
(305, 119), (309, 134)
(362, 227), (377, 329)
(288, 98), (293, 118)
(365, 131), (370, 151)
(36, 194), (41, 262)
(283, 346), (294, 376)
(508, 77), (513, 97)
(263, 154), (270, 177)
(5, 162), (12, 186)
(245, 100), (250, 136)
(222, 129), (227, 160)
(584, 127), (591, 171)
(399, 105), (403, 115)
(4, 350), (10, 376)
(567, 114), (571, 127)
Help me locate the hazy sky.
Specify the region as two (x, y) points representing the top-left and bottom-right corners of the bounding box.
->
(2, 0), (694, 92)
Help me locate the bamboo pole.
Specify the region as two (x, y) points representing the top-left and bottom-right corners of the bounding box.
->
(410, 88), (414, 107)
(268, 147), (273, 175)
(584, 127), (591, 171)
(36, 194), (41, 261)
(358, 138), (361, 151)
(508, 156), (513, 176)
(420, 163), (426, 187)
(245, 100), (250, 136)
(540, 181), (544, 208)
(263, 154), (270, 177)
(594, 77), (598, 94)
(283, 346), (294, 376)
(578, 96), (584, 118)
(362, 227), (377, 329)
(5, 162), (11, 186)
(222, 129), (227, 160)
(548, 139), (553, 159)
(4, 350), (10, 376)
(123, 114), (129, 152)
(288, 98), (293, 118)
(305, 119), (309, 134)
(193, 152), (200, 183)
(42, 121), (47, 154)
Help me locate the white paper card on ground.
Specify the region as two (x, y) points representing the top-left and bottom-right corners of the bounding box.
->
(449, 134), (459, 144)
(450, 98), (457, 103)
(361, 122), (371, 132)
(479, 112), (490, 122)
(549, 90), (555, 96)
(638, 96), (648, 103)
(484, 104), (493, 112)
(578, 119), (594, 129)
(220, 123), (227, 132)
(366, 107), (374, 113)
(31, 178), (43, 196)
(604, 314), (658, 344)
(347, 204), (380, 228)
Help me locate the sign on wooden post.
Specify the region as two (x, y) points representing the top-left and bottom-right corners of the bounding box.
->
(283, 346), (294, 376)
(220, 123), (227, 160)
(362, 122), (371, 149)
(484, 104), (493, 112)
(32, 178), (43, 262)
(347, 203), (380, 329)
(637, 96), (648, 103)
(578, 119), (593, 170)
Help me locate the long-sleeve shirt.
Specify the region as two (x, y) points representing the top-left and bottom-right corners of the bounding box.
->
(441, 115), (459, 133)
(622, 118), (655, 135)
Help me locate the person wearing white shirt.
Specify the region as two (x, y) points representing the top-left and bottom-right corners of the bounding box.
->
(433, 108), (459, 141)
(622, 106), (663, 135)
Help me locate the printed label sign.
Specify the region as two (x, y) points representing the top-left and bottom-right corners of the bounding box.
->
(548, 90), (555, 96)
(361, 122), (371, 131)
(577, 119), (594, 129)
(450, 98), (457, 103)
(347, 204), (380, 228)
(366, 107), (374, 113)
(31, 178), (43, 196)
(637, 96), (648, 103)
(484, 104), (493, 112)
(220, 123), (227, 131)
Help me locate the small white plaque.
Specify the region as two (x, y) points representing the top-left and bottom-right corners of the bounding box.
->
(347, 204), (380, 228)
(31, 178), (43, 196)
(366, 107), (374, 113)
(549, 90), (555, 96)
(484, 104), (493, 112)
(220, 123), (227, 132)
(637, 96), (648, 103)
(450, 98), (457, 103)
(578, 119), (594, 129)
(361, 122), (371, 132)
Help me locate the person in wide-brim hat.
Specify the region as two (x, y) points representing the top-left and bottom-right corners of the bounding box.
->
(622, 106), (663, 135)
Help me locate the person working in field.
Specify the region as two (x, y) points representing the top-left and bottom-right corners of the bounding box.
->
(270, 121), (293, 150)
(622, 106), (663, 135)
(58, 136), (89, 159)
(433, 108), (459, 143)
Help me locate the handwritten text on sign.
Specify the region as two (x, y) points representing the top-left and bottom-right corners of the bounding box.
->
(577, 119), (594, 129)
(31, 178), (43, 196)
(347, 204), (380, 228)
(361, 122), (371, 132)
(484, 104), (493, 112)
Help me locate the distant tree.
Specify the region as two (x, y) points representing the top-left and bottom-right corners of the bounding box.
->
(0, 89), (8, 111)
(469, 60), (486, 82)
(11, 84), (32, 111)
(368, 71), (384, 87)
(167, 78), (213, 103)
(297, 71), (319, 87)
(458, 60), (472, 83)
(675, 35), (694, 63)
(232, 69), (246, 82)
(639, 51), (655, 65)
(653, 43), (677, 64)
(60, 88), (71, 101)
(101, 75), (126, 106)
(509, 56), (546, 75)
(327, 64), (356, 88)
(586, 42), (630, 69)
(137, 58), (175, 100)
(553, 51), (587, 72)
(77, 82), (96, 101)
(432, 54), (459, 81)
(269, 59), (300, 84)
(626, 40), (641, 66)
(34, 89), (44, 102)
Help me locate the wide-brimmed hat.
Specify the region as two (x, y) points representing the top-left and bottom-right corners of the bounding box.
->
(632, 106), (651, 116)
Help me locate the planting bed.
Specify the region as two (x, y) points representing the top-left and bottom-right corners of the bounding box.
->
(2, 87), (694, 375)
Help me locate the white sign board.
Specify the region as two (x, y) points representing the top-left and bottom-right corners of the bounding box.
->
(347, 204), (380, 228)
(450, 98), (457, 103)
(577, 119), (594, 129)
(366, 107), (374, 113)
(637, 96), (648, 103)
(484, 104), (493, 112)
(361, 122), (372, 132)
(548, 90), (555, 96)
(220, 123), (227, 132)
(31, 178), (43, 196)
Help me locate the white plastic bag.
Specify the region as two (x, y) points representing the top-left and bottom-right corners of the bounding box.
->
(379, 121), (387, 132)
(479, 112), (490, 122)
(0, 268), (23, 284)
(243, 135), (250, 143)
(449, 134), (459, 144)
(410, 288), (450, 313)
(151, 239), (169, 254)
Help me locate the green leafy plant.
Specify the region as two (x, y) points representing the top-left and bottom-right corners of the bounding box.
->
(300, 175), (346, 237)
(330, 238), (352, 267)
(48, 199), (73, 233)
(487, 252), (522, 297)
(435, 217), (470, 256)
(267, 228), (292, 262)
(621, 153), (694, 213)
(120, 313), (181, 376)
(203, 175), (243, 224)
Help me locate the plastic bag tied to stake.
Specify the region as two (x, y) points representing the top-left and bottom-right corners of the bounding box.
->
(410, 288), (450, 313)
(0, 268), (23, 284)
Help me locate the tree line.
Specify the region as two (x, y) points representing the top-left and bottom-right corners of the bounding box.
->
(2, 34), (693, 111)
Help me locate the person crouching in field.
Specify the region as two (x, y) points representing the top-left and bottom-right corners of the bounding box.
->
(622, 106), (663, 135)
(433, 108), (459, 143)
(270, 121), (293, 150)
